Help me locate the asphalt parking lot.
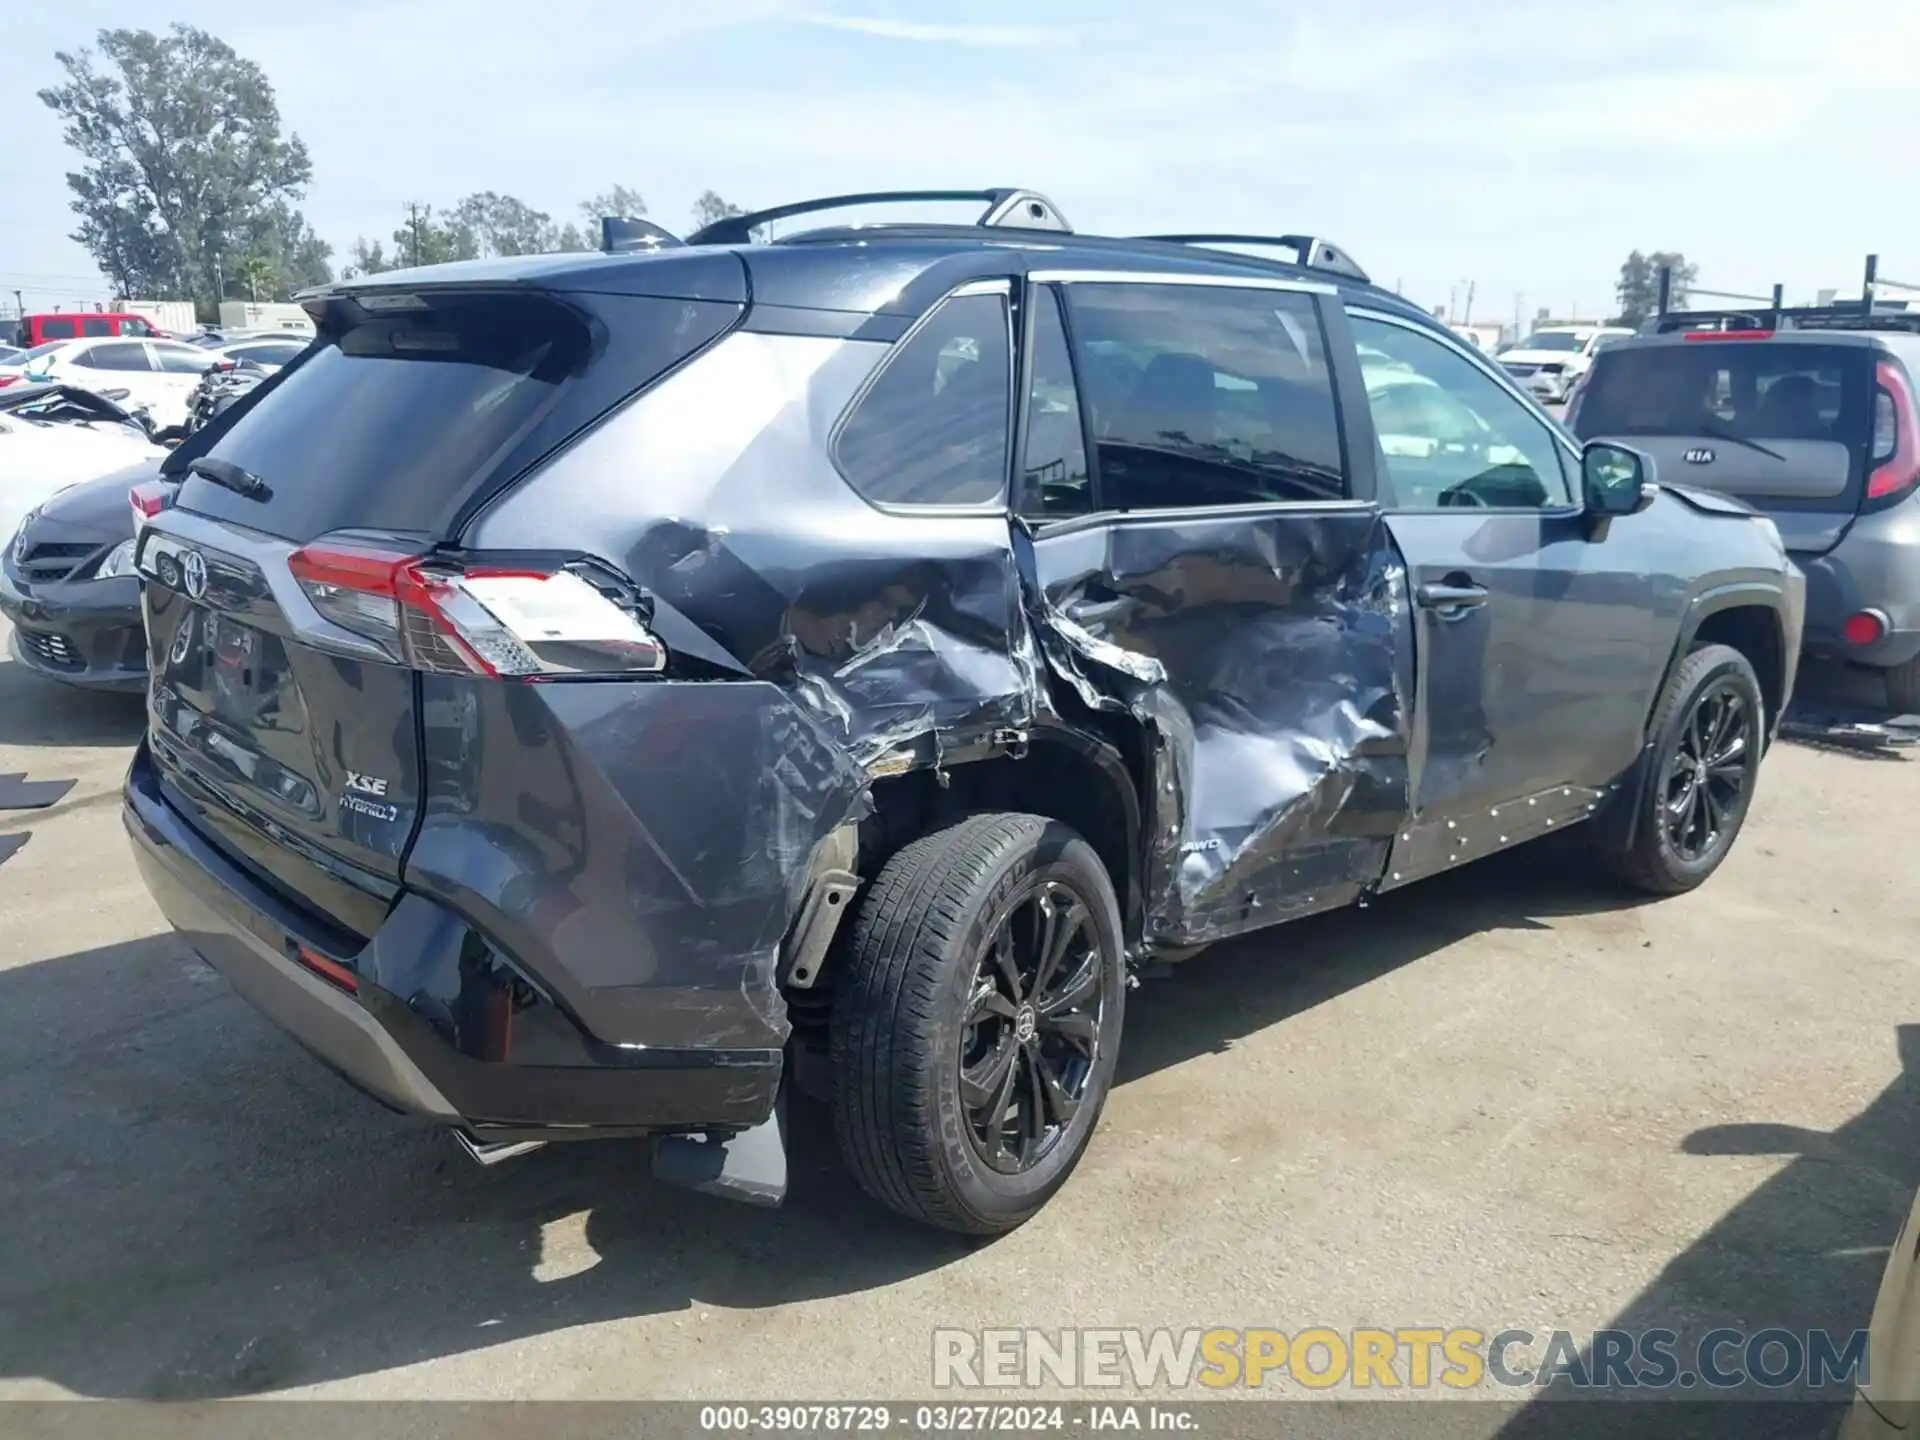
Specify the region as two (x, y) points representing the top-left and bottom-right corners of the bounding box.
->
(2, 613), (1917, 1424)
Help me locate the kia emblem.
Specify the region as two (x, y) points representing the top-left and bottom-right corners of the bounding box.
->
(1684, 447), (1715, 465)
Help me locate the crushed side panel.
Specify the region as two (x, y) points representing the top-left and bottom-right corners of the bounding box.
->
(1027, 507), (1413, 947)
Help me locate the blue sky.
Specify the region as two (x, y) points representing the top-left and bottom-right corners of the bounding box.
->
(3, 0), (1918, 319)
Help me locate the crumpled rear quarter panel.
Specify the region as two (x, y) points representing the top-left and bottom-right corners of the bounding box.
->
(406, 677), (868, 1050)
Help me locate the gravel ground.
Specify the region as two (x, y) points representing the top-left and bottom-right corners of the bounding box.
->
(1, 615), (1914, 1433)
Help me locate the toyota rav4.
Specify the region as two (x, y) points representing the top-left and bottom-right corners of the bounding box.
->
(122, 189), (1803, 1235)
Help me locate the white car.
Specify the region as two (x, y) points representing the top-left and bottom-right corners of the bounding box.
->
(1495, 325), (1634, 404)
(7, 336), (222, 431)
(0, 384), (166, 549)
(203, 335), (308, 372)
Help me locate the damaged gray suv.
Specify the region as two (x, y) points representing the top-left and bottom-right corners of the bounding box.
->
(123, 189), (1803, 1234)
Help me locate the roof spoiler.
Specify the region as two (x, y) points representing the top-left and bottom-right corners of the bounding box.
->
(599, 216), (687, 254)
(684, 188), (1073, 246)
(1136, 233), (1370, 285)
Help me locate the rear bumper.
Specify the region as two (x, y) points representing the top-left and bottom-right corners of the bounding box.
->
(1798, 547), (1920, 669)
(0, 571), (146, 690)
(124, 743), (785, 1140)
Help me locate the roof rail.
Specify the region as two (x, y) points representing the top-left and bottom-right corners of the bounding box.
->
(1138, 234), (1370, 285)
(685, 188), (1073, 246)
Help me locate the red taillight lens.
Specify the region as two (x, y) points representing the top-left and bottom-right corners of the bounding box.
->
(295, 944), (358, 993)
(129, 481), (170, 520)
(1867, 361), (1919, 502)
(287, 541), (668, 679)
(0, 375), (16, 388)
(1844, 611), (1888, 647)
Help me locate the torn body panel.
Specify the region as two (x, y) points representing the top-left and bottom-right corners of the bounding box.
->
(408, 677), (869, 1052)
(1025, 504), (1413, 948)
(468, 331), (1040, 773)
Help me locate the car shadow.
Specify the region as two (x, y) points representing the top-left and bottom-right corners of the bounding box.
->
(0, 653), (144, 748)
(1493, 1024), (1920, 1438)
(0, 843), (1658, 1401)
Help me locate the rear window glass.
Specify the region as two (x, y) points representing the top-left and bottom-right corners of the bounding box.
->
(177, 292), (733, 541)
(1576, 343), (1871, 444)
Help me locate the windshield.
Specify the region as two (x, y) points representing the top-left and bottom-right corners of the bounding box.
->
(1512, 332), (1585, 353)
(22, 342), (68, 363)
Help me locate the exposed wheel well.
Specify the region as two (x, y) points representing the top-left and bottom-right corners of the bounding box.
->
(859, 730), (1144, 947)
(1691, 605), (1786, 731)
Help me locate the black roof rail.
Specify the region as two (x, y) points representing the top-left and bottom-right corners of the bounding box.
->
(599, 216), (686, 254)
(1137, 234), (1370, 285)
(685, 188), (1072, 246)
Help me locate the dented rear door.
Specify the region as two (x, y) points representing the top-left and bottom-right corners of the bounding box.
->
(1018, 276), (1413, 948)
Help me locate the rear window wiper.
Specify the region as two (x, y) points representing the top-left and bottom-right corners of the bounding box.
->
(187, 456), (272, 501)
(1689, 418), (1786, 464)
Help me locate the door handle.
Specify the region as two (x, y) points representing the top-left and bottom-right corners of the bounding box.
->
(1415, 581), (1489, 615)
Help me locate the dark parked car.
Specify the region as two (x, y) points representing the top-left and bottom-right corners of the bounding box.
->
(1569, 282), (1920, 709)
(123, 189), (1803, 1235)
(1, 460), (159, 690)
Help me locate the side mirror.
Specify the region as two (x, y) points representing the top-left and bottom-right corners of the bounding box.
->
(1581, 440), (1656, 518)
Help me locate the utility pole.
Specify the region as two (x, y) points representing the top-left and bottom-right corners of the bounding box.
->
(407, 202), (426, 268)
(1462, 280), (1476, 325)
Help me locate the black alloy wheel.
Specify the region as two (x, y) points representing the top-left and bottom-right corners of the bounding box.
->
(1662, 676), (1755, 864)
(959, 880), (1106, 1175)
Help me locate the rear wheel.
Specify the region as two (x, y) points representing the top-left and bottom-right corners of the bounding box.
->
(829, 814), (1125, 1235)
(1885, 656), (1920, 714)
(1606, 643), (1765, 894)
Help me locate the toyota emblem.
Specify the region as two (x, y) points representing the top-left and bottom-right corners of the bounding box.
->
(182, 549), (209, 600)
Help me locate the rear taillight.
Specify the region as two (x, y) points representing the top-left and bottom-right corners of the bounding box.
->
(1683, 330), (1775, 342)
(130, 481), (170, 520)
(1867, 361), (1919, 503)
(287, 541), (668, 678)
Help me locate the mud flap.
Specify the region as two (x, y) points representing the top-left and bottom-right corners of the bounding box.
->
(651, 1084), (789, 1208)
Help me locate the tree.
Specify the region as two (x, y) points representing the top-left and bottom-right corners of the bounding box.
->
(39, 25), (317, 309)
(689, 190), (765, 241)
(1615, 249), (1698, 326)
(455, 191), (561, 256)
(343, 237), (393, 279)
(580, 185), (647, 222)
(393, 203), (477, 268)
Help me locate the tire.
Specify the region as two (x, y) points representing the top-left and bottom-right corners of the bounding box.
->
(829, 813), (1126, 1236)
(1885, 655), (1920, 714)
(1605, 643), (1766, 895)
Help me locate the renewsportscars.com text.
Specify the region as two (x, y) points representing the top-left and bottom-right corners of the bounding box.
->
(932, 1327), (1868, 1392)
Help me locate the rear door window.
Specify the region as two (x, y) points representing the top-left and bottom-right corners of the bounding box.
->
(80, 317), (113, 337)
(38, 318), (77, 341)
(1017, 287), (1092, 521)
(75, 342), (153, 372)
(835, 289), (1012, 507)
(1062, 282), (1345, 509)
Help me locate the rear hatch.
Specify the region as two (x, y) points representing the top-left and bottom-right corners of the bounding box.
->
(1570, 336), (1875, 556)
(138, 274), (743, 938)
